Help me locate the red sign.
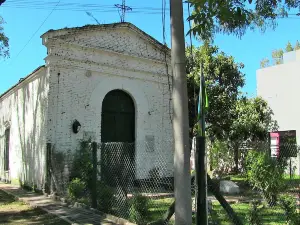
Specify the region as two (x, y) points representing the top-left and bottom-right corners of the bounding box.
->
(270, 130), (297, 158)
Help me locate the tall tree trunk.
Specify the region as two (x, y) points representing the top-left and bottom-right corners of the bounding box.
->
(171, 0), (192, 224)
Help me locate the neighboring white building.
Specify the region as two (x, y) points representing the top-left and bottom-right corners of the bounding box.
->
(0, 23), (173, 192)
(257, 50), (300, 175)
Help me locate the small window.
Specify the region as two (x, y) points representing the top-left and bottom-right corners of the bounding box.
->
(4, 128), (10, 171)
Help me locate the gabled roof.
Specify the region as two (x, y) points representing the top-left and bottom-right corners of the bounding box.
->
(41, 22), (170, 53)
(0, 65), (45, 100)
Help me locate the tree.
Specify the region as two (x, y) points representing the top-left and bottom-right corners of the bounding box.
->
(261, 41), (299, 66)
(229, 97), (278, 172)
(295, 40), (300, 50)
(186, 43), (245, 140)
(0, 16), (9, 58)
(285, 41), (294, 52)
(187, 0), (299, 41)
(186, 45), (278, 172)
(260, 58), (269, 68)
(272, 49), (283, 65)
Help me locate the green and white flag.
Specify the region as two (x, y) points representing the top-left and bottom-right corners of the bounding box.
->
(197, 72), (208, 136)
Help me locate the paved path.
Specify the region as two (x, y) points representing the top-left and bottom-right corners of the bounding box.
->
(0, 183), (134, 225)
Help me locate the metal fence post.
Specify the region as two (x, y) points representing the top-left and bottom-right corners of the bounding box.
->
(92, 142), (98, 209)
(195, 136), (208, 225)
(297, 184), (300, 214)
(44, 143), (52, 194)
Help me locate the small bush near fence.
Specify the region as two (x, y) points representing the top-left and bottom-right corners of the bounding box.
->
(245, 150), (287, 206)
(64, 140), (173, 224)
(96, 181), (115, 213)
(279, 194), (300, 225)
(129, 194), (150, 225)
(246, 200), (263, 225)
(67, 178), (86, 200)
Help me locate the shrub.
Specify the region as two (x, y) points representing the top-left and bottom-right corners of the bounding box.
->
(210, 140), (234, 176)
(70, 141), (93, 190)
(279, 194), (300, 225)
(77, 197), (90, 205)
(69, 140), (96, 204)
(245, 150), (287, 206)
(246, 200), (263, 225)
(67, 178), (86, 200)
(129, 194), (150, 225)
(96, 181), (115, 213)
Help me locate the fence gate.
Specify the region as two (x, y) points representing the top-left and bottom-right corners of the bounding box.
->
(101, 90), (135, 186)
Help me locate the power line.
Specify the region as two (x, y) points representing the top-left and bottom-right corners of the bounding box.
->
(9, 0), (61, 64)
(2, 1), (174, 12)
(3, 3), (300, 20)
(6, 1), (167, 8)
(4, 0), (300, 16)
(2, 5), (179, 15)
(161, 0), (172, 123)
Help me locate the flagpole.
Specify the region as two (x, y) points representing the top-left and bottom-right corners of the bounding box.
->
(195, 62), (208, 225)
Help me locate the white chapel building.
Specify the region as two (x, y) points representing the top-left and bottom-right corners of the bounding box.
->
(0, 23), (174, 192)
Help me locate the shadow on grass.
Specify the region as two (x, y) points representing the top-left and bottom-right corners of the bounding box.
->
(0, 189), (15, 204)
(0, 208), (69, 225)
(0, 190), (69, 225)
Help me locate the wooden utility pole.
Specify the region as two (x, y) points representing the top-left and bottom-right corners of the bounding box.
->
(170, 0), (192, 224)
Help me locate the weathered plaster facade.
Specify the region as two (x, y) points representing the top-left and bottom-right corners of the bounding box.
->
(0, 23), (173, 191)
(0, 66), (49, 187)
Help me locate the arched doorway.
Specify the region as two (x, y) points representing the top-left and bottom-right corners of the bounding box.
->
(101, 90), (135, 143)
(101, 90), (135, 187)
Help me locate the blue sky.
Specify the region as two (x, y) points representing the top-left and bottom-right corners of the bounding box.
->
(0, 0), (299, 97)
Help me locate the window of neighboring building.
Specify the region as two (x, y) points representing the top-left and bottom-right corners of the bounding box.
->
(4, 128), (10, 171)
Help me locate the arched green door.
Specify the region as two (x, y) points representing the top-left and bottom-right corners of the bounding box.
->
(101, 90), (135, 186)
(101, 90), (135, 143)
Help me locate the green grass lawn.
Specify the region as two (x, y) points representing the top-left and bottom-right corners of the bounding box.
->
(132, 173), (296, 224)
(147, 197), (288, 225)
(226, 174), (247, 182)
(284, 174), (300, 180)
(0, 190), (70, 225)
(212, 202), (286, 225)
(148, 197), (174, 222)
(226, 173), (300, 194)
